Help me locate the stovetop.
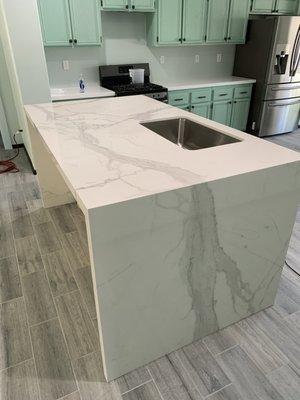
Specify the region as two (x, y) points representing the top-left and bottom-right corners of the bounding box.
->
(109, 83), (166, 96)
(99, 63), (168, 97)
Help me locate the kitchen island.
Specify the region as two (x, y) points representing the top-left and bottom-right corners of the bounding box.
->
(25, 96), (300, 381)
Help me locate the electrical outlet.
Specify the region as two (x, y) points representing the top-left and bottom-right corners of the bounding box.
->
(195, 55), (200, 63)
(160, 56), (165, 64)
(62, 60), (70, 71)
(216, 53), (222, 63)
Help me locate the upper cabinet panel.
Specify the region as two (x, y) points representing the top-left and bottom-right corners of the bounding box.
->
(276, 0), (298, 13)
(182, 0), (207, 44)
(251, 0), (276, 12)
(227, 0), (250, 44)
(101, 0), (129, 10)
(132, 0), (155, 11)
(69, 0), (102, 45)
(38, 0), (72, 46)
(157, 0), (183, 45)
(206, 0), (231, 43)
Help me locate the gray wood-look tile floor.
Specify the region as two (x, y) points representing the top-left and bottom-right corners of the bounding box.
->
(0, 135), (300, 400)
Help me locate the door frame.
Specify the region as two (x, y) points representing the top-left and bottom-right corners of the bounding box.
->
(0, 93), (12, 149)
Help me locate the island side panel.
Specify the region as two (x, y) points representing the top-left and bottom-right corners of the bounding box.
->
(26, 116), (75, 208)
(86, 162), (300, 381)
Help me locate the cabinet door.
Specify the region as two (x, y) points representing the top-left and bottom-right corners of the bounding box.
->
(276, 0), (298, 13)
(206, 0), (231, 43)
(211, 100), (232, 126)
(182, 0), (207, 44)
(157, 0), (183, 45)
(38, 0), (72, 46)
(191, 103), (211, 119)
(70, 0), (102, 45)
(251, 0), (276, 12)
(131, 0), (155, 11)
(231, 99), (251, 131)
(227, 0), (250, 44)
(101, 0), (129, 10)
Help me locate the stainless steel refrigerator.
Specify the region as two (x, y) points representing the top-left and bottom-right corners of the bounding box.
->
(234, 16), (300, 137)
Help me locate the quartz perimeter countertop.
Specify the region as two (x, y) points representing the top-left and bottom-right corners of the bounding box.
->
(157, 76), (256, 91)
(25, 96), (300, 211)
(50, 84), (115, 101)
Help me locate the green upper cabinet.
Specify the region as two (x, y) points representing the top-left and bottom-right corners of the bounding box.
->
(227, 0), (251, 44)
(69, 0), (102, 45)
(206, 0), (230, 44)
(157, 0), (183, 45)
(251, 0), (298, 13)
(182, 0), (207, 44)
(206, 0), (250, 44)
(132, 0), (155, 11)
(38, 0), (72, 46)
(276, 0), (298, 13)
(251, 0), (276, 12)
(101, 0), (155, 11)
(38, 0), (102, 46)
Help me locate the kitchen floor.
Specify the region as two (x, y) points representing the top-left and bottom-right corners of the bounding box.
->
(0, 133), (300, 400)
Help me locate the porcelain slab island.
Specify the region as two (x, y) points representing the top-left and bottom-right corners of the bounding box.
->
(25, 96), (300, 381)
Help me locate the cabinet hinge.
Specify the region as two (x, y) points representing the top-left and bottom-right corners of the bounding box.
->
(157, 36), (159, 42)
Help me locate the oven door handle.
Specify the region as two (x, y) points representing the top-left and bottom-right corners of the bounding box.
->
(271, 85), (300, 91)
(268, 100), (300, 107)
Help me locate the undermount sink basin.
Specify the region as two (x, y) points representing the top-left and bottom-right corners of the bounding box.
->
(141, 118), (241, 150)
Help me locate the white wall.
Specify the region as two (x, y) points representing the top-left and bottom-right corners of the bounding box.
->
(45, 12), (236, 86)
(3, 0), (50, 105)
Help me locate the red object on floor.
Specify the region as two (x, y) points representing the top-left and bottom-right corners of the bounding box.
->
(0, 149), (19, 174)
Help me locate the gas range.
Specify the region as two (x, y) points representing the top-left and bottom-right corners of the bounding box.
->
(99, 63), (168, 103)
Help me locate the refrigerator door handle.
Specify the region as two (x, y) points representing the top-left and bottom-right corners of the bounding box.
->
(271, 85), (300, 91)
(290, 25), (300, 77)
(268, 100), (300, 107)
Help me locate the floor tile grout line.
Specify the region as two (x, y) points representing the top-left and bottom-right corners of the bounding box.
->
(29, 316), (59, 329)
(146, 367), (165, 400)
(56, 389), (81, 400)
(204, 383), (233, 399)
(0, 295), (24, 306)
(166, 352), (205, 400)
(211, 344), (239, 357)
(8, 193), (43, 400)
(120, 378), (154, 396)
(31, 210), (81, 396)
(0, 356), (34, 374)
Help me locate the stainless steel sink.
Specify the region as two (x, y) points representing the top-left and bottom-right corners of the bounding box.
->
(141, 118), (241, 150)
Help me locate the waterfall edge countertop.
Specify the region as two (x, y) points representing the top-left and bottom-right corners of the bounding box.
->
(25, 95), (300, 212)
(50, 84), (115, 101)
(157, 76), (256, 91)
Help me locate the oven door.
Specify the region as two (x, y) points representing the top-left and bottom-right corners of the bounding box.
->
(259, 97), (300, 137)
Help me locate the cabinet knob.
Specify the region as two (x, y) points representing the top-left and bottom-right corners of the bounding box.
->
(228, 37), (231, 41)
(74, 39), (78, 44)
(69, 39), (73, 43)
(183, 38), (186, 41)
(126, 4), (129, 8)
(132, 4), (135, 9)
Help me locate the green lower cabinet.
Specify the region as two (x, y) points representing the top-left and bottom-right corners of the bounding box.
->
(231, 99), (251, 131)
(211, 100), (233, 126)
(191, 103), (211, 119)
(38, 0), (73, 46)
(178, 105), (191, 111)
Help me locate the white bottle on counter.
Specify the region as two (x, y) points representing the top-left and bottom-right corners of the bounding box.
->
(79, 74), (85, 93)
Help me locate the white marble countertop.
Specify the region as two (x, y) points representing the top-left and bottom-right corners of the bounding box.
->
(50, 84), (115, 101)
(157, 76), (256, 91)
(25, 96), (300, 211)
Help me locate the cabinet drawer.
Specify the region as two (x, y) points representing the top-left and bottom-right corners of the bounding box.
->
(191, 88), (212, 104)
(169, 91), (190, 106)
(234, 85), (252, 99)
(213, 87), (234, 101)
